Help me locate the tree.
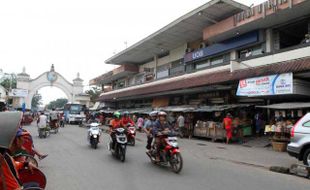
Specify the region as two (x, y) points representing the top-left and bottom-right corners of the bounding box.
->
(47, 98), (68, 109)
(31, 93), (42, 110)
(85, 86), (101, 103)
(0, 78), (16, 91)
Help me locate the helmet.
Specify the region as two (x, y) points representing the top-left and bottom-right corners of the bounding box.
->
(113, 111), (121, 118)
(123, 111), (129, 116)
(158, 111), (167, 117)
(149, 111), (158, 117)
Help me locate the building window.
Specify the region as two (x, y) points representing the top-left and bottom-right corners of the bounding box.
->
(196, 61), (210, 70)
(239, 44), (265, 59)
(210, 54), (230, 65)
(274, 18), (310, 50)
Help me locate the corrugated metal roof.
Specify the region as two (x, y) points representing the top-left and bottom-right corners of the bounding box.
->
(105, 0), (248, 65)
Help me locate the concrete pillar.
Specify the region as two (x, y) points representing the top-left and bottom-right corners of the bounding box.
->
(266, 29), (273, 53)
(230, 50), (238, 60)
(154, 55), (158, 79)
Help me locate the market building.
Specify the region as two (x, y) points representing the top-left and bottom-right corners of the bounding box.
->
(91, 0), (310, 140)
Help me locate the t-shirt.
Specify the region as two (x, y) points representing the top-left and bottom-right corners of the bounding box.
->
(38, 115), (47, 128)
(50, 111), (58, 121)
(177, 116), (185, 127)
(137, 118), (144, 128)
(144, 119), (156, 129)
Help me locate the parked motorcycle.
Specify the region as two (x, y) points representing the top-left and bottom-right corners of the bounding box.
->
(127, 125), (136, 146)
(87, 123), (101, 149)
(108, 127), (127, 162)
(146, 132), (183, 173)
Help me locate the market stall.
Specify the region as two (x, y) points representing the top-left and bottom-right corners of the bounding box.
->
(192, 104), (253, 141)
(258, 102), (310, 152)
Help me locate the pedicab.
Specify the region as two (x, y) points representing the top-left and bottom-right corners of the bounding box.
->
(13, 130), (39, 167)
(0, 112), (47, 190)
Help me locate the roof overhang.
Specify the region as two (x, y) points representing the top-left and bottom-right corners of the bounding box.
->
(99, 57), (310, 101)
(105, 0), (248, 65)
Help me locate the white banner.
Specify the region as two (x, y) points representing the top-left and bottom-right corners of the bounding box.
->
(236, 73), (293, 96)
(9, 88), (28, 97)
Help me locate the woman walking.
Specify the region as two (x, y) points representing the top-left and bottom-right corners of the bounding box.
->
(223, 113), (233, 144)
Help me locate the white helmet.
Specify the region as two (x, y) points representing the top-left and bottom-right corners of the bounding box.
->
(158, 111), (167, 117)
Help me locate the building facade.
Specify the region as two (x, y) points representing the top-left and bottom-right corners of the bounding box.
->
(91, 0), (310, 114)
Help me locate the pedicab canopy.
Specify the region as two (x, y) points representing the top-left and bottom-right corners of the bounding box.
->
(0, 112), (22, 149)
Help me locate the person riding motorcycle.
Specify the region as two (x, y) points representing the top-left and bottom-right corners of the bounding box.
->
(144, 111), (158, 150)
(109, 111), (123, 149)
(50, 108), (59, 129)
(120, 111), (134, 128)
(152, 111), (171, 162)
(0, 129), (38, 190)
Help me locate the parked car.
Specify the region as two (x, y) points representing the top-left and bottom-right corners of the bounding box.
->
(287, 113), (310, 166)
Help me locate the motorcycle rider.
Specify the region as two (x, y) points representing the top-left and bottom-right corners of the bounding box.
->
(144, 111), (158, 150)
(109, 111), (122, 149)
(152, 111), (171, 162)
(50, 108), (59, 129)
(120, 111), (135, 128)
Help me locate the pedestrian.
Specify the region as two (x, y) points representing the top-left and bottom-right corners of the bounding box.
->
(254, 112), (263, 137)
(177, 113), (185, 138)
(137, 115), (144, 131)
(223, 113), (233, 144)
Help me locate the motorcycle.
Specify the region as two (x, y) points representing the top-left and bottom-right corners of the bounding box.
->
(87, 123), (101, 149)
(146, 131), (183, 173)
(108, 127), (127, 162)
(60, 116), (65, 128)
(127, 125), (136, 146)
(38, 125), (50, 139)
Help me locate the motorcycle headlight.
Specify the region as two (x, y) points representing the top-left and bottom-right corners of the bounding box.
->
(93, 135), (97, 138)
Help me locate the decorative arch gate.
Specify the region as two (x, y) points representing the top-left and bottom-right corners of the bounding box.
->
(14, 65), (90, 109)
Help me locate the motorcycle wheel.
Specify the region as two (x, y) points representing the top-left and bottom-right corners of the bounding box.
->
(169, 152), (183, 173)
(131, 138), (135, 146)
(119, 146), (126, 162)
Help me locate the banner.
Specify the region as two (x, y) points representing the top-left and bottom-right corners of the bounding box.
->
(9, 89), (28, 97)
(236, 73), (293, 96)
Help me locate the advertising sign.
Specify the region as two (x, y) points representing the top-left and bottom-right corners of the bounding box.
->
(9, 89), (28, 97)
(236, 73), (293, 96)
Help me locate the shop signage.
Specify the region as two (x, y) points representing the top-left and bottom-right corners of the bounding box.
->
(184, 31), (259, 63)
(9, 88), (29, 97)
(236, 73), (293, 96)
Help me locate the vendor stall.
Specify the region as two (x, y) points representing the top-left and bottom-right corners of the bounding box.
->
(258, 102), (310, 152)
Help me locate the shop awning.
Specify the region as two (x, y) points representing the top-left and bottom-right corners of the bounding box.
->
(195, 104), (252, 112)
(257, 102), (310, 109)
(158, 105), (197, 113)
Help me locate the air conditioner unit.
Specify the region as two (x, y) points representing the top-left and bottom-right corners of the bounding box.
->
(185, 48), (192, 53)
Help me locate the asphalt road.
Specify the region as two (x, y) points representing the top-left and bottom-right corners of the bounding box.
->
(24, 123), (310, 190)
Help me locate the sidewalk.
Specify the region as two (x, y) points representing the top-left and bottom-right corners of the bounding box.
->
(179, 137), (298, 169)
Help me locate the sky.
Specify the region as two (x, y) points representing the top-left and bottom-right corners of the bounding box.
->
(0, 0), (266, 105)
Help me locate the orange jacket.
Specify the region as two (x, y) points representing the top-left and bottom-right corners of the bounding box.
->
(110, 119), (121, 129)
(0, 153), (23, 190)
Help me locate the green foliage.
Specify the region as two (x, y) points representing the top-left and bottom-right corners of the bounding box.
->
(0, 78), (16, 90)
(31, 93), (42, 109)
(47, 98), (68, 109)
(85, 86), (101, 103)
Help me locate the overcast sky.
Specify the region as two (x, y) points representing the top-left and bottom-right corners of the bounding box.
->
(0, 0), (266, 105)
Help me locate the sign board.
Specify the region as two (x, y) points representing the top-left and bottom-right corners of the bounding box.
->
(236, 73), (293, 96)
(9, 89), (28, 97)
